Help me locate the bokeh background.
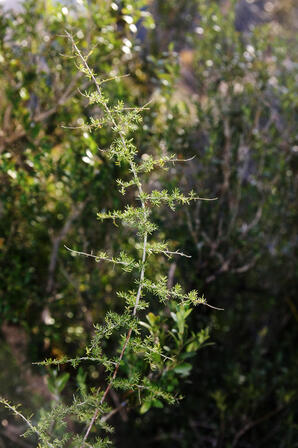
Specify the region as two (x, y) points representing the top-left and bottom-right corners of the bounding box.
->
(0, 0), (297, 447)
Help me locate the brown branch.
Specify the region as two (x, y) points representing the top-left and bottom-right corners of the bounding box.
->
(221, 118), (231, 196)
(60, 265), (93, 328)
(81, 328), (133, 444)
(100, 400), (128, 424)
(109, 390), (128, 422)
(231, 406), (284, 448)
(242, 203), (263, 235)
(0, 72), (82, 153)
(1, 323), (52, 400)
(167, 262), (177, 289)
(231, 255), (258, 274)
(0, 428), (32, 448)
(186, 209), (198, 246)
(46, 200), (86, 294)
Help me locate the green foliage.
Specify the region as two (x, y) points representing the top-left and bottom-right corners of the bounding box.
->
(0, 0), (165, 325)
(0, 1), (297, 447)
(132, 1), (298, 446)
(0, 17), (214, 448)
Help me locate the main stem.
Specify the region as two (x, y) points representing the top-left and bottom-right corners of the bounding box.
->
(65, 33), (148, 447)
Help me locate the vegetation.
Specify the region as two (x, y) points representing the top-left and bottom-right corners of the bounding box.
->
(0, 0), (297, 447)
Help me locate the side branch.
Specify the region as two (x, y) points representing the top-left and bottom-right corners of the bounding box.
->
(64, 245), (136, 267)
(0, 398), (55, 448)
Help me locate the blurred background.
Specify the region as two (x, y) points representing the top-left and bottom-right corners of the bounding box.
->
(0, 0), (297, 447)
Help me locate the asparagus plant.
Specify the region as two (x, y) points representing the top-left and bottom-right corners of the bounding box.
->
(0, 32), (220, 448)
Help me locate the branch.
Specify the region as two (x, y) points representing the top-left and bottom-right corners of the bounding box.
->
(100, 400), (128, 423)
(64, 245), (135, 267)
(231, 406), (284, 448)
(167, 262), (177, 289)
(0, 398), (55, 448)
(46, 200), (86, 294)
(203, 302), (224, 311)
(0, 72), (82, 153)
(148, 249), (191, 258)
(231, 255), (259, 274)
(221, 117), (231, 196)
(0, 428), (32, 448)
(33, 357), (117, 367)
(109, 390), (128, 422)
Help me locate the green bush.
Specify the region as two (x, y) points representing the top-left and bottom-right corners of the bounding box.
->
(0, 1), (297, 447)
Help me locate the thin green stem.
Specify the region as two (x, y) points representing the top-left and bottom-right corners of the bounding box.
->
(0, 398), (55, 448)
